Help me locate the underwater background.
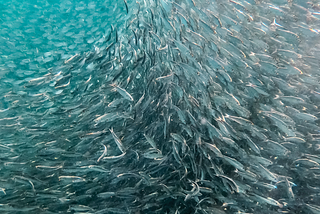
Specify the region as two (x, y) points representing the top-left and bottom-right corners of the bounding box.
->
(1, 0), (320, 213)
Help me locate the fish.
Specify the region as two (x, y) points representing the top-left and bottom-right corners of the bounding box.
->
(123, 0), (128, 14)
(97, 144), (107, 162)
(251, 193), (283, 208)
(109, 128), (125, 153)
(110, 83), (134, 102)
(0, 0), (319, 213)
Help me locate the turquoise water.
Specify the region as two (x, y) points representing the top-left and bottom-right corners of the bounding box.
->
(0, 0), (320, 213)
(0, 0), (127, 83)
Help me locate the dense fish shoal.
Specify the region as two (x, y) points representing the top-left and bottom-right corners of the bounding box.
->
(0, 0), (320, 213)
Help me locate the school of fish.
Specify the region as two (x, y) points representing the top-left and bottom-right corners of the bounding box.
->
(0, 0), (320, 213)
